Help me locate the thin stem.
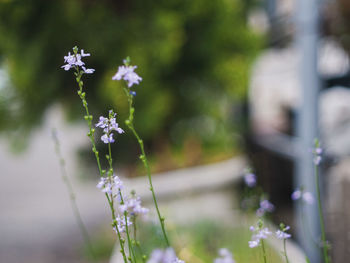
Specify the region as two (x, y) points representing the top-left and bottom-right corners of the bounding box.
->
(124, 211), (137, 263)
(107, 141), (137, 263)
(283, 239), (290, 263)
(123, 87), (170, 246)
(261, 239), (267, 263)
(74, 68), (129, 263)
(132, 216), (146, 263)
(133, 216), (137, 241)
(51, 129), (95, 260)
(314, 165), (330, 263)
(109, 195), (128, 263)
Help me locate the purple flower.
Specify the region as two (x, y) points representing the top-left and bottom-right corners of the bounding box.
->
(110, 118), (124, 134)
(260, 200), (275, 211)
(124, 68), (142, 87)
(96, 174), (124, 195)
(249, 223), (272, 248)
(214, 248), (235, 263)
(312, 140), (323, 166)
(291, 189), (301, 201)
(256, 228), (272, 239)
(120, 195), (149, 216)
(302, 192), (314, 204)
(96, 177), (107, 189)
(244, 172), (257, 187)
(114, 215), (132, 233)
(256, 199), (275, 216)
(276, 224), (291, 239)
(291, 188), (314, 204)
(313, 155), (322, 166)
(95, 110), (124, 144)
(96, 177), (113, 194)
(96, 116), (108, 129)
(113, 175), (124, 190)
(80, 49), (90, 57)
(82, 66), (95, 74)
(276, 229), (291, 239)
(112, 60), (142, 88)
(101, 133), (114, 144)
(62, 47), (94, 74)
(147, 248), (184, 263)
(248, 239), (260, 248)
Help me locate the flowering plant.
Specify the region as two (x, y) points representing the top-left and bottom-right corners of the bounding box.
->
(61, 46), (331, 263)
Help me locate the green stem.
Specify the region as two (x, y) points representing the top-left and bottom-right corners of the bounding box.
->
(124, 211), (137, 263)
(261, 239), (267, 263)
(123, 87), (170, 246)
(74, 68), (128, 263)
(51, 129), (95, 260)
(314, 165), (330, 263)
(283, 239), (290, 263)
(107, 141), (137, 263)
(109, 194), (129, 263)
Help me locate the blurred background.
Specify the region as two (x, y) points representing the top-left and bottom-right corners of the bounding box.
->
(1, 0), (350, 262)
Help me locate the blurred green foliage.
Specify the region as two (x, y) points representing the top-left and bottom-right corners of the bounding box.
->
(0, 0), (262, 164)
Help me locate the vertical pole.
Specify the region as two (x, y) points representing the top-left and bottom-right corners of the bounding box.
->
(265, 0), (276, 24)
(295, 0), (321, 262)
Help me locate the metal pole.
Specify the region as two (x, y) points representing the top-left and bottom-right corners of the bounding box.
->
(295, 0), (321, 262)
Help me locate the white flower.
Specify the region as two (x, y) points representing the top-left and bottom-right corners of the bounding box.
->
(62, 47), (94, 73)
(96, 175), (124, 196)
(255, 228), (272, 239)
(147, 248), (184, 263)
(102, 182), (113, 194)
(120, 195), (149, 216)
(112, 65), (129, 81)
(248, 239), (260, 248)
(96, 177), (107, 189)
(214, 248), (235, 263)
(80, 49), (90, 57)
(256, 199), (275, 216)
(276, 229), (291, 239)
(82, 66), (95, 74)
(114, 214), (132, 233)
(302, 192), (314, 204)
(96, 116), (108, 129)
(112, 63), (142, 88)
(101, 133), (114, 144)
(113, 175), (124, 190)
(96, 110), (124, 144)
(244, 172), (256, 187)
(249, 223), (272, 249)
(291, 188), (314, 205)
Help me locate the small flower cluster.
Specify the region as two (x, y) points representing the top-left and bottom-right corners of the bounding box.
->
(312, 140), (323, 166)
(95, 110), (124, 143)
(244, 170), (257, 188)
(62, 48), (332, 263)
(96, 174), (124, 194)
(291, 188), (314, 205)
(256, 199), (275, 217)
(62, 47), (95, 74)
(214, 248), (235, 263)
(276, 223), (291, 240)
(249, 220), (291, 248)
(249, 221), (272, 248)
(97, 174), (149, 234)
(114, 214), (133, 233)
(120, 195), (149, 216)
(112, 57), (142, 89)
(147, 248), (184, 263)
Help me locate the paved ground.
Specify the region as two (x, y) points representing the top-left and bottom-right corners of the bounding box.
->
(0, 105), (110, 263)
